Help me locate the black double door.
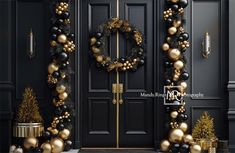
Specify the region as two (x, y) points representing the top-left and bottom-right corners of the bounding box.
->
(80, 0), (156, 148)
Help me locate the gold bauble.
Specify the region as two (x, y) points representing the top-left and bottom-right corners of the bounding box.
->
(183, 134), (194, 144)
(162, 43), (170, 51)
(50, 138), (64, 153)
(96, 55), (103, 62)
(13, 147), (23, 153)
(23, 137), (38, 149)
(168, 27), (177, 35)
(41, 142), (52, 153)
(171, 0), (179, 3)
(90, 37), (97, 45)
(92, 46), (100, 54)
(174, 60), (184, 70)
(48, 63), (59, 74)
(59, 92), (68, 100)
(9, 145), (16, 153)
(59, 128), (70, 140)
(179, 81), (187, 92)
(190, 144), (202, 153)
(168, 48), (181, 61)
(56, 85), (66, 94)
(170, 111), (178, 119)
(173, 20), (182, 27)
(51, 129), (59, 135)
(160, 140), (170, 152)
(169, 128), (184, 143)
(179, 122), (188, 132)
(57, 34), (67, 43)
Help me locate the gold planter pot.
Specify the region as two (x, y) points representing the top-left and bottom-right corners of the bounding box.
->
(197, 139), (218, 150)
(13, 123), (44, 137)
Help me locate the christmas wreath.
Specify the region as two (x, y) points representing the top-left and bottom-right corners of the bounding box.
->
(89, 18), (145, 72)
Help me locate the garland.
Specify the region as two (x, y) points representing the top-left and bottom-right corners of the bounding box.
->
(89, 18), (145, 72)
(160, 0), (202, 153)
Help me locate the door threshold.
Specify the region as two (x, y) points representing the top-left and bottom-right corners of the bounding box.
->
(81, 147), (154, 150)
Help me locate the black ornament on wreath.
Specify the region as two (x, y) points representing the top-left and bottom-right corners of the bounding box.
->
(89, 18), (145, 72)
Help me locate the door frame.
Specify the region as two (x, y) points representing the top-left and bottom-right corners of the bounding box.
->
(73, 0), (165, 150)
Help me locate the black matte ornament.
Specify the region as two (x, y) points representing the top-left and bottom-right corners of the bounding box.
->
(179, 0), (188, 8)
(52, 71), (60, 78)
(58, 52), (69, 62)
(96, 32), (102, 38)
(42, 130), (51, 140)
(180, 144), (190, 153)
(64, 140), (72, 151)
(181, 72), (189, 80)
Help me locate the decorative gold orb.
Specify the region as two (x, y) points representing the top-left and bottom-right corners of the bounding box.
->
(90, 37), (97, 45)
(92, 46), (100, 54)
(160, 140), (170, 152)
(9, 145), (16, 153)
(173, 20), (181, 27)
(41, 142), (52, 153)
(57, 34), (67, 43)
(59, 129), (70, 140)
(59, 92), (68, 100)
(162, 43), (170, 51)
(183, 134), (194, 144)
(51, 128), (59, 135)
(48, 63), (59, 74)
(170, 111), (178, 119)
(179, 81), (187, 92)
(56, 85), (66, 94)
(96, 55), (103, 62)
(168, 48), (181, 61)
(13, 147), (23, 153)
(171, 0), (179, 3)
(23, 137), (38, 149)
(168, 27), (177, 35)
(50, 138), (64, 153)
(190, 144), (202, 153)
(179, 122), (188, 132)
(174, 60), (184, 70)
(169, 128), (184, 143)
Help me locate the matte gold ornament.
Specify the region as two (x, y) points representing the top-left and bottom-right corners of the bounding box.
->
(96, 55), (103, 62)
(13, 147), (23, 153)
(41, 142), (52, 153)
(174, 60), (184, 70)
(160, 140), (170, 152)
(90, 37), (97, 45)
(23, 137), (39, 149)
(170, 111), (178, 119)
(50, 138), (64, 153)
(168, 27), (177, 35)
(48, 63), (59, 74)
(179, 81), (187, 92)
(162, 43), (170, 51)
(168, 48), (181, 61)
(56, 85), (66, 94)
(190, 144), (202, 153)
(59, 128), (70, 140)
(92, 46), (101, 54)
(183, 134), (194, 144)
(59, 92), (68, 100)
(173, 20), (181, 27)
(171, 0), (179, 3)
(57, 34), (67, 44)
(169, 128), (184, 143)
(9, 145), (16, 153)
(179, 122), (188, 132)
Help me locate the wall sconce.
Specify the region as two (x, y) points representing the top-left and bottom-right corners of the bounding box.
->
(27, 29), (36, 59)
(202, 32), (211, 59)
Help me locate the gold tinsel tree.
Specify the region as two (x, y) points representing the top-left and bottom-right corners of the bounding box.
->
(16, 87), (43, 123)
(192, 111), (217, 140)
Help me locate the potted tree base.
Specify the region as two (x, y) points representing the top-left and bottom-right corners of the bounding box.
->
(13, 87), (44, 137)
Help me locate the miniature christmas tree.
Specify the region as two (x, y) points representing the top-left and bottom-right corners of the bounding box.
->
(16, 87), (43, 123)
(192, 111), (217, 140)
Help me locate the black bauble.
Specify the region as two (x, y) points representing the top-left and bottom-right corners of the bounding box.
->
(96, 32), (102, 38)
(179, 0), (188, 8)
(166, 17), (173, 26)
(96, 41), (102, 47)
(64, 140), (73, 151)
(42, 130), (51, 140)
(171, 143), (180, 153)
(60, 62), (68, 69)
(178, 36), (184, 41)
(119, 57), (126, 63)
(57, 19), (64, 25)
(180, 144), (190, 153)
(164, 61), (173, 68)
(165, 79), (172, 85)
(139, 59), (145, 65)
(181, 32), (189, 40)
(52, 71), (60, 78)
(57, 123), (65, 131)
(51, 34), (57, 40)
(51, 26), (59, 34)
(69, 33), (75, 40)
(58, 52), (69, 62)
(181, 48), (187, 52)
(55, 107), (63, 115)
(61, 104), (68, 111)
(171, 4), (179, 11)
(62, 11), (70, 19)
(181, 72), (189, 80)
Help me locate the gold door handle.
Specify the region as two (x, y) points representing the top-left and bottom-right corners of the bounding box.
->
(112, 83), (124, 104)
(112, 84), (117, 104)
(119, 84), (123, 104)
(202, 32), (211, 59)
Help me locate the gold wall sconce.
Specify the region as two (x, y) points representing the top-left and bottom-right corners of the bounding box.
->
(27, 29), (36, 59)
(202, 32), (211, 59)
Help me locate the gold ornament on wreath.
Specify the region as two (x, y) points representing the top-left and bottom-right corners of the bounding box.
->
(89, 18), (145, 72)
